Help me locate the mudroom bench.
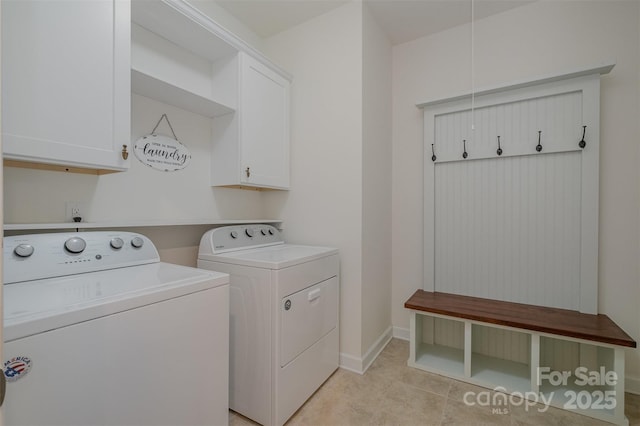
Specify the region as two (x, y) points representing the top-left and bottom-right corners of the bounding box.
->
(404, 290), (636, 425)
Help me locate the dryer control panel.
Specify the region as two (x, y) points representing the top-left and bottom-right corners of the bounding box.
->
(4, 232), (160, 284)
(199, 224), (283, 255)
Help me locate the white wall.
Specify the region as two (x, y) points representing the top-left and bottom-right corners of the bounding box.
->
(262, 2), (365, 362)
(361, 4), (392, 356)
(392, 0), (640, 385)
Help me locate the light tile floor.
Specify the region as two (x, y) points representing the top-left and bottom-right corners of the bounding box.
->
(230, 338), (640, 425)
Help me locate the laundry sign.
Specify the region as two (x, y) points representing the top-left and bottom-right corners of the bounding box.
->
(134, 134), (191, 172)
(134, 114), (191, 172)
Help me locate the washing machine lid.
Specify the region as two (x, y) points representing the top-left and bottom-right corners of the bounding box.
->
(3, 262), (229, 342)
(199, 244), (338, 270)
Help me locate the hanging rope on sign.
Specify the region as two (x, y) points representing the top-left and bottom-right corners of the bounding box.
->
(151, 113), (178, 139)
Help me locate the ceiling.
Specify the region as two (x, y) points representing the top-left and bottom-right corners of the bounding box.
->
(215, 0), (535, 45)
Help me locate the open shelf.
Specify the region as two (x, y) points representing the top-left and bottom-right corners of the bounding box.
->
(132, 69), (234, 118)
(471, 353), (531, 393)
(414, 343), (464, 377)
(131, 0), (238, 64)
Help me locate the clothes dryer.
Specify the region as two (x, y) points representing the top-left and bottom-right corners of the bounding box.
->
(198, 224), (339, 426)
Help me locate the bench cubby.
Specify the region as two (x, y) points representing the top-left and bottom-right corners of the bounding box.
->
(405, 290), (636, 425)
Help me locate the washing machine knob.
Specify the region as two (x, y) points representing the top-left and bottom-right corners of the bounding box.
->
(245, 228), (254, 238)
(131, 236), (144, 248)
(268, 229), (274, 235)
(64, 237), (86, 254)
(261, 229), (268, 236)
(110, 237), (124, 250)
(230, 231), (238, 239)
(14, 244), (34, 258)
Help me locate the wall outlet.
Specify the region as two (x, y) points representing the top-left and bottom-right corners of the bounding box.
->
(65, 201), (83, 223)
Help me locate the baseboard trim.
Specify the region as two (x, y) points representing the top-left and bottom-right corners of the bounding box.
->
(338, 352), (363, 374)
(362, 326), (393, 372)
(339, 326), (393, 375)
(393, 326), (409, 341)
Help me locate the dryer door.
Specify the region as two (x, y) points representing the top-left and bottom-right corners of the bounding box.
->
(280, 276), (338, 366)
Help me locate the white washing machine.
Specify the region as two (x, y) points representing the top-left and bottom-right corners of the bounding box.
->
(197, 224), (339, 426)
(3, 231), (230, 426)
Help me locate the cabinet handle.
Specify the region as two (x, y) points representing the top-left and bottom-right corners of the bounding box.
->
(245, 167), (251, 178)
(121, 145), (129, 160)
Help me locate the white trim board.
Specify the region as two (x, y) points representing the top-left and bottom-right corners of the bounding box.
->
(416, 61), (614, 108)
(339, 326), (393, 375)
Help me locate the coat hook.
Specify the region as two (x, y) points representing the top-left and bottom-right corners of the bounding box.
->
(578, 125), (587, 149)
(462, 139), (468, 159)
(496, 136), (503, 156)
(535, 131), (542, 152)
(431, 144), (437, 162)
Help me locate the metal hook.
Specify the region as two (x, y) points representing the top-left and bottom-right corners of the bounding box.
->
(462, 139), (468, 159)
(535, 131), (542, 152)
(578, 125), (587, 149)
(431, 144), (437, 162)
(496, 136), (503, 156)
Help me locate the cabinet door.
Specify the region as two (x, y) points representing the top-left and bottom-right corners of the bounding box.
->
(1, 0), (130, 172)
(239, 53), (290, 189)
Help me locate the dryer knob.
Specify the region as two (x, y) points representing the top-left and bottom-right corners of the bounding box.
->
(268, 229), (274, 235)
(245, 228), (255, 238)
(230, 231), (238, 239)
(64, 237), (86, 254)
(131, 237), (144, 248)
(261, 229), (268, 236)
(110, 237), (124, 250)
(14, 244), (34, 258)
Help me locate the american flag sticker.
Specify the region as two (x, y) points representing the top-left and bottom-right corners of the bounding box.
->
(4, 356), (32, 382)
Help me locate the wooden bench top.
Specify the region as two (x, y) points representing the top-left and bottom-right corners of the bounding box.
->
(405, 290), (636, 348)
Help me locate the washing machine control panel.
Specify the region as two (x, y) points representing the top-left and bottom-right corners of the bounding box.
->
(4, 232), (160, 284)
(202, 224), (283, 254)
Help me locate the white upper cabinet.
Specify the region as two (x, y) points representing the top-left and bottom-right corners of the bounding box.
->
(1, 0), (131, 173)
(239, 54), (290, 189)
(211, 53), (291, 190)
(131, 0), (291, 190)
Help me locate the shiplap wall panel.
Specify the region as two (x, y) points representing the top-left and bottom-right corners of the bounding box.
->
(433, 317), (465, 349)
(540, 336), (580, 372)
(472, 326), (530, 365)
(424, 73), (602, 314)
(434, 152), (581, 309)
